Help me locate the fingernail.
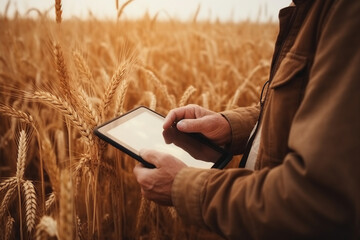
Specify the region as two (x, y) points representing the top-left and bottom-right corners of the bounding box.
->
(177, 120), (186, 129)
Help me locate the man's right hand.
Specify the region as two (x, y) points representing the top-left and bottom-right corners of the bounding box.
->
(163, 104), (232, 146)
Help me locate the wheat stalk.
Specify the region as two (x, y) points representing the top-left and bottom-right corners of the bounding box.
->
(178, 85), (196, 107)
(41, 137), (60, 195)
(76, 156), (116, 177)
(136, 197), (151, 235)
(228, 63), (268, 109)
(117, 0), (134, 20)
(36, 216), (58, 240)
(59, 169), (74, 240)
(22, 180), (37, 232)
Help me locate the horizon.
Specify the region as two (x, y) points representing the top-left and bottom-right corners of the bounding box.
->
(1, 0), (291, 22)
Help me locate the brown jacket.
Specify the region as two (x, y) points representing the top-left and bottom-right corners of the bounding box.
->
(171, 1), (360, 239)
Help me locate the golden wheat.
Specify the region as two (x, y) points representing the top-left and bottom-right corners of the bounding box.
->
(114, 78), (131, 115)
(16, 130), (28, 181)
(0, 187), (16, 219)
(179, 85), (197, 107)
(101, 62), (128, 119)
(143, 67), (176, 109)
(5, 215), (15, 240)
(45, 192), (56, 213)
(0, 5), (276, 238)
(0, 177), (17, 193)
(73, 50), (94, 83)
(59, 169), (74, 240)
(55, 0), (62, 24)
(146, 91), (157, 110)
(22, 180), (37, 232)
(32, 91), (93, 144)
(0, 104), (36, 129)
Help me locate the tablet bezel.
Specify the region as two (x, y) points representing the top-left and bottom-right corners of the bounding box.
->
(93, 106), (232, 169)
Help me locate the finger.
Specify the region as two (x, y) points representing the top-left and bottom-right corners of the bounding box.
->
(176, 117), (208, 133)
(163, 107), (187, 129)
(133, 162), (148, 178)
(163, 105), (199, 129)
(139, 149), (163, 167)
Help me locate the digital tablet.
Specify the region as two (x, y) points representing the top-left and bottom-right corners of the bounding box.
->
(94, 106), (232, 169)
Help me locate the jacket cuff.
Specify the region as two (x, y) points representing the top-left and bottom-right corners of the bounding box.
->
(221, 106), (259, 154)
(171, 167), (218, 228)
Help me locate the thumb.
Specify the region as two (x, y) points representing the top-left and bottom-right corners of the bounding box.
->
(176, 118), (207, 133)
(139, 149), (162, 167)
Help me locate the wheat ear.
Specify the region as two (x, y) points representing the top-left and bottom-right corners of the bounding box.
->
(55, 0), (62, 24)
(54, 42), (69, 96)
(201, 92), (209, 109)
(77, 88), (100, 126)
(143, 68), (176, 108)
(73, 50), (94, 82)
(54, 42), (80, 108)
(0, 104), (36, 129)
(146, 91), (157, 110)
(76, 215), (84, 240)
(36, 216), (58, 240)
(45, 192), (56, 213)
(0, 187), (16, 219)
(15, 130), (27, 240)
(16, 130), (28, 181)
(114, 78), (130, 115)
(22, 180), (37, 232)
(0, 177), (17, 193)
(33, 91), (93, 144)
(5, 216), (15, 240)
(101, 63), (127, 118)
(178, 85), (196, 107)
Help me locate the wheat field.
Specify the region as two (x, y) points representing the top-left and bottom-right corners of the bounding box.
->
(0, 1), (277, 239)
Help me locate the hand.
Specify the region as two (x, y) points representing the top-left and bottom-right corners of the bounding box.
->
(163, 104), (232, 146)
(133, 149), (187, 206)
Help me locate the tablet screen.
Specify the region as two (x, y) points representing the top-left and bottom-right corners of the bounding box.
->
(94, 107), (232, 169)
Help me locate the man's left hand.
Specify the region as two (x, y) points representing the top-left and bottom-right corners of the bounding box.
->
(133, 149), (187, 206)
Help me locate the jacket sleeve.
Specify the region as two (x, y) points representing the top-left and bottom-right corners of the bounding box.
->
(171, 1), (360, 239)
(221, 105), (260, 154)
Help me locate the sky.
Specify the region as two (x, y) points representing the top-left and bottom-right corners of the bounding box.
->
(1, 0), (291, 22)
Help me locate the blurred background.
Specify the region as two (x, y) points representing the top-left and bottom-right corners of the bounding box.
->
(1, 0), (291, 22)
